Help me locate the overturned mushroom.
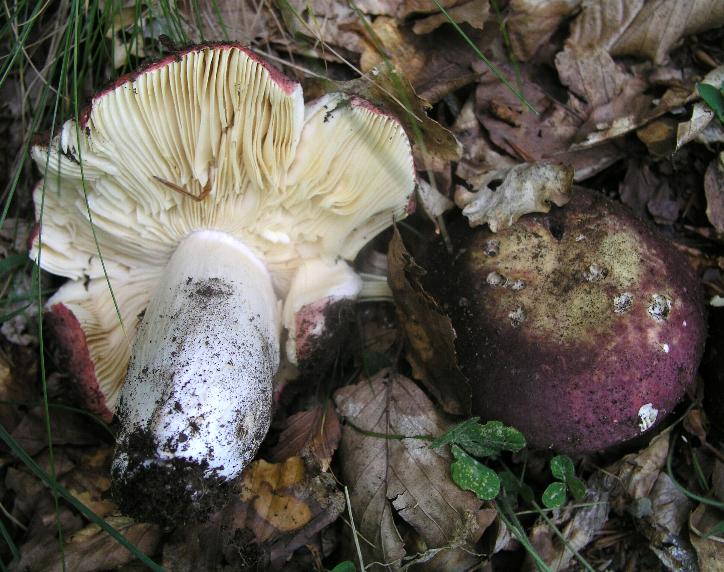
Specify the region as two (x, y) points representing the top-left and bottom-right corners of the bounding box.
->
(31, 45), (415, 521)
(421, 188), (705, 453)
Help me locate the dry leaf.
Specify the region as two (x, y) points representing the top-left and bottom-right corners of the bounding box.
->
(416, 179), (454, 224)
(555, 47), (631, 110)
(412, 0), (489, 34)
(14, 516), (160, 572)
(567, 0), (724, 64)
(10, 406), (101, 456)
(705, 153), (724, 233)
(690, 503), (724, 572)
(270, 402), (341, 471)
(335, 371), (489, 570)
(474, 62), (582, 161)
(508, 0), (581, 61)
(387, 229), (470, 415)
(360, 17), (483, 104)
(608, 431), (671, 514)
(454, 163), (573, 231)
(453, 97), (516, 188)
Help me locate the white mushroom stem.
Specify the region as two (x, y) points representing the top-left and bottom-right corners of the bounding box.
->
(112, 230), (280, 486)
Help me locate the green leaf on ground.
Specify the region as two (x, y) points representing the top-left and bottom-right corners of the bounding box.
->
(542, 482), (567, 508)
(450, 445), (501, 500)
(697, 82), (724, 122)
(431, 419), (526, 459)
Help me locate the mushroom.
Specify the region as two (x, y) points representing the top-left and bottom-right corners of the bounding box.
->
(421, 188), (706, 453)
(31, 44), (415, 520)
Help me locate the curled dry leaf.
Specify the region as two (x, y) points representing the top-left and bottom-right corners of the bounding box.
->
(452, 97), (516, 189)
(416, 179), (454, 227)
(335, 371), (490, 570)
(270, 402), (342, 472)
(360, 16), (483, 104)
(567, 0), (724, 64)
(412, 0), (489, 35)
(689, 503), (724, 572)
(387, 229), (470, 416)
(507, 0), (581, 61)
(704, 153), (724, 233)
(608, 431), (671, 515)
(455, 163), (573, 231)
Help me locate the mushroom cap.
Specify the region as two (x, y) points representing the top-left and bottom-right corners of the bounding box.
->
(31, 44), (415, 416)
(422, 188), (706, 453)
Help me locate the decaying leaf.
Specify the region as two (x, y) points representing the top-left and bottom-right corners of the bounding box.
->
(507, 0), (581, 61)
(14, 516), (160, 572)
(608, 431), (671, 514)
(567, 0), (724, 64)
(453, 97), (516, 188)
(454, 163), (573, 231)
(412, 0), (489, 35)
(689, 503), (724, 572)
(335, 371), (491, 570)
(387, 229), (470, 415)
(704, 153), (724, 233)
(360, 16), (483, 104)
(177, 0), (274, 46)
(416, 179), (454, 226)
(270, 402), (341, 471)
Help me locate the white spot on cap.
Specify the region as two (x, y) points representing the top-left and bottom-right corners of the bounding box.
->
(575, 234), (586, 242)
(648, 294), (672, 322)
(510, 279), (526, 291)
(613, 292), (634, 314)
(638, 403), (658, 432)
(659, 343), (670, 353)
(509, 306), (526, 328)
(486, 271), (506, 286)
(583, 263), (607, 282)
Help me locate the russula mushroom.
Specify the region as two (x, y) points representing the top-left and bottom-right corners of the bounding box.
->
(30, 44), (414, 520)
(422, 188), (705, 453)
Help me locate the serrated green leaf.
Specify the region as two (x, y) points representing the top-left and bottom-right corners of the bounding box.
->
(542, 482), (567, 508)
(567, 476), (587, 501)
(697, 82), (724, 122)
(450, 445), (501, 500)
(550, 455), (576, 481)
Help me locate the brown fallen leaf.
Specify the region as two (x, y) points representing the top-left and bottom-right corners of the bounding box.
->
(360, 16), (483, 104)
(387, 229), (470, 416)
(608, 431), (671, 514)
(454, 163), (573, 231)
(507, 0), (581, 61)
(705, 153), (724, 233)
(177, 0), (274, 46)
(335, 371), (490, 570)
(689, 503), (724, 572)
(13, 516), (160, 572)
(452, 97), (517, 188)
(567, 0), (724, 64)
(10, 405), (102, 456)
(412, 0), (489, 34)
(270, 401), (341, 472)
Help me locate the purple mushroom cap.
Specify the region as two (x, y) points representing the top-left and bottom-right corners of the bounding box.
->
(423, 188), (706, 453)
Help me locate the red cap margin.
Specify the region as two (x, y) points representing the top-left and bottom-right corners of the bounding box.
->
(46, 303), (114, 422)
